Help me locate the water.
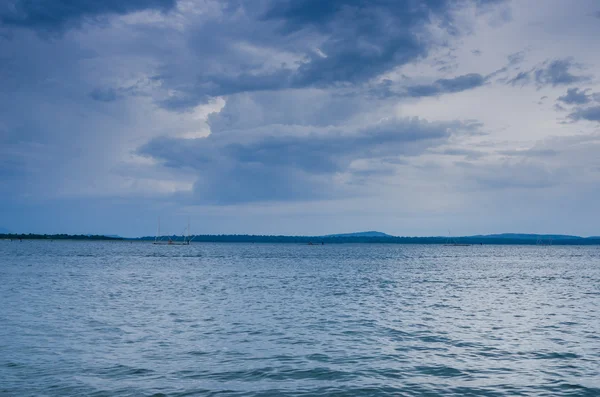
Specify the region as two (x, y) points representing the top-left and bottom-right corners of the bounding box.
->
(1, 241), (599, 396)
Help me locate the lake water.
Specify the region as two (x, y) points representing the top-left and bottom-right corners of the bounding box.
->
(1, 241), (599, 396)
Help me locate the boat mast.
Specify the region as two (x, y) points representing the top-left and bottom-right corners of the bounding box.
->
(187, 217), (190, 244)
(156, 217), (160, 243)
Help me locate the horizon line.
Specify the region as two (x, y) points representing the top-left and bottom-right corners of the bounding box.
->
(2, 231), (600, 239)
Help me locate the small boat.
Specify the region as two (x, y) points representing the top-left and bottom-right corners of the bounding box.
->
(536, 236), (553, 246)
(153, 217), (192, 245)
(444, 230), (470, 246)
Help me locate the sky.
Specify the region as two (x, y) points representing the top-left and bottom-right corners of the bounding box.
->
(1, 0), (600, 237)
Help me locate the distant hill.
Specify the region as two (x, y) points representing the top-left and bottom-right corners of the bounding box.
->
(0, 227), (11, 234)
(324, 231), (392, 238)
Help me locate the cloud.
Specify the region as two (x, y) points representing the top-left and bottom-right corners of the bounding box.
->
(5, 0), (600, 237)
(139, 114), (472, 204)
(470, 161), (557, 189)
(506, 70), (531, 86)
(262, 0), (432, 86)
(568, 106), (600, 122)
(507, 51), (525, 65)
(557, 88), (592, 105)
(447, 148), (578, 194)
(496, 148), (558, 157)
(156, 0), (507, 110)
(405, 73), (486, 97)
(454, 132), (600, 194)
(507, 58), (591, 88)
(434, 147), (486, 160)
(90, 87), (119, 102)
(0, 0), (176, 32)
(534, 58), (591, 86)
(0, 0), (508, 208)
(206, 90), (370, 131)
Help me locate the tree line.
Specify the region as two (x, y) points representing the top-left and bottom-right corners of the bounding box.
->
(0, 234), (122, 240)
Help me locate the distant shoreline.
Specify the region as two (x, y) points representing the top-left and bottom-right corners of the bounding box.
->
(0, 234), (122, 241)
(3, 233), (600, 245)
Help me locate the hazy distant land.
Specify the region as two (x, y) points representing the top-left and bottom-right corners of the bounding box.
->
(0, 234), (123, 241)
(2, 231), (600, 245)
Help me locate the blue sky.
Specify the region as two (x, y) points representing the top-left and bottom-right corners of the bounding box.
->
(1, 0), (600, 237)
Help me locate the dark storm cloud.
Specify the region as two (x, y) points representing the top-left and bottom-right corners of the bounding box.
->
(262, 0), (442, 87)
(160, 70), (294, 111)
(157, 0), (507, 110)
(0, 0), (509, 209)
(0, 0), (176, 32)
(139, 117), (470, 204)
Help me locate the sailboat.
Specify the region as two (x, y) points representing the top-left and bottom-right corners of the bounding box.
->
(444, 230), (470, 246)
(153, 217), (192, 245)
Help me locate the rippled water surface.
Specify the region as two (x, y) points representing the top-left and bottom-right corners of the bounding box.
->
(1, 241), (599, 396)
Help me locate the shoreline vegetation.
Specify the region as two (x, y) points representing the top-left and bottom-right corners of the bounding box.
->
(2, 233), (600, 245)
(0, 234), (122, 241)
